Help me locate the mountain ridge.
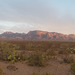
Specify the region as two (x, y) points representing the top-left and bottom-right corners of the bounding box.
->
(0, 30), (75, 41)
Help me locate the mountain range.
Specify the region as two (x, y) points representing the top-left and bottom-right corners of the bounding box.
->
(0, 30), (75, 41)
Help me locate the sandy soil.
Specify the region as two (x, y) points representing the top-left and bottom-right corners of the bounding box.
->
(0, 59), (72, 75)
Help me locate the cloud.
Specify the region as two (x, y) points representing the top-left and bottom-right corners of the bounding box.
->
(0, 0), (59, 24)
(0, 0), (75, 34)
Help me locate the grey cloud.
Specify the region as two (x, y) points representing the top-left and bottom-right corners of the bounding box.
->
(0, 0), (75, 34)
(0, 0), (59, 24)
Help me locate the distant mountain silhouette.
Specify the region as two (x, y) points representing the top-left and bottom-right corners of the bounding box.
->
(0, 30), (75, 41)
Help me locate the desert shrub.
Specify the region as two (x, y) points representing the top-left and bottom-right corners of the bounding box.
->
(46, 50), (57, 60)
(61, 47), (75, 55)
(0, 68), (3, 75)
(63, 56), (74, 64)
(45, 72), (51, 75)
(66, 48), (75, 54)
(0, 41), (20, 63)
(32, 72), (39, 75)
(19, 51), (27, 61)
(71, 63), (75, 74)
(0, 41), (10, 60)
(28, 51), (47, 67)
(7, 50), (19, 63)
(7, 50), (27, 63)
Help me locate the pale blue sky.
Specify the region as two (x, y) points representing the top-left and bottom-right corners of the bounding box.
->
(0, 0), (75, 34)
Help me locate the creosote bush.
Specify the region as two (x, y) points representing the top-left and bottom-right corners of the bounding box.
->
(28, 51), (47, 67)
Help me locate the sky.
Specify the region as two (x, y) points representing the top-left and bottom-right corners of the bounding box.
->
(0, 0), (75, 34)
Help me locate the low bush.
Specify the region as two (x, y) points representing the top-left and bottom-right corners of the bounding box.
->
(32, 72), (39, 75)
(28, 51), (47, 67)
(46, 50), (57, 60)
(19, 51), (27, 61)
(7, 50), (19, 63)
(45, 72), (51, 75)
(0, 41), (19, 61)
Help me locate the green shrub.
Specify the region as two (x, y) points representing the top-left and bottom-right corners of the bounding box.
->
(28, 51), (47, 67)
(7, 50), (19, 63)
(0, 41), (20, 63)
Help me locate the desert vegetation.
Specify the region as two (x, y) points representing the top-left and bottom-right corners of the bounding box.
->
(0, 41), (75, 75)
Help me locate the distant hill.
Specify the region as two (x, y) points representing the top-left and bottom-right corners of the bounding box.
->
(0, 30), (75, 41)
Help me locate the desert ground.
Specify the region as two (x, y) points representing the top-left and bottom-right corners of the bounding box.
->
(0, 41), (75, 75)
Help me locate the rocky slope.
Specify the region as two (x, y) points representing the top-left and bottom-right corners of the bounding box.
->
(0, 30), (75, 41)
